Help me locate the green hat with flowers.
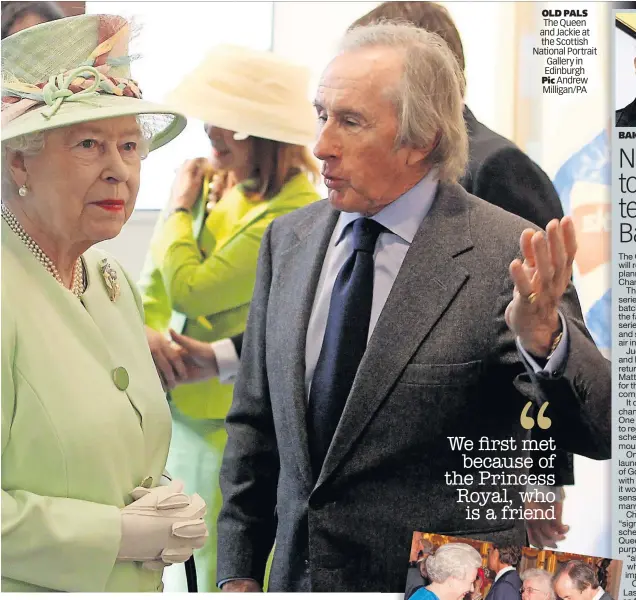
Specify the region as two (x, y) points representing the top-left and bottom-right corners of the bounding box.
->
(1, 14), (186, 151)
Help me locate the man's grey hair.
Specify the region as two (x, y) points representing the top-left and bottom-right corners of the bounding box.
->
(522, 568), (556, 600)
(339, 21), (468, 183)
(426, 543), (482, 584)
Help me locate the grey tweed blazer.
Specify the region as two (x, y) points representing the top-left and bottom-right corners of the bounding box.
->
(217, 182), (610, 592)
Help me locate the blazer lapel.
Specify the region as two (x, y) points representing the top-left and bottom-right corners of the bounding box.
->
(316, 183), (474, 488)
(192, 183), (208, 240)
(212, 173), (314, 253)
(271, 202), (339, 489)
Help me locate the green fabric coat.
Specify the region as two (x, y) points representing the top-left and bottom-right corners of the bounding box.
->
(138, 172), (319, 591)
(1, 221), (172, 592)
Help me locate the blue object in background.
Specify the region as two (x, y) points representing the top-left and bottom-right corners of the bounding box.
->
(552, 130), (610, 350)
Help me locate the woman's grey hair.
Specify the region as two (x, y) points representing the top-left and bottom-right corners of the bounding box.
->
(1, 132), (45, 198)
(1, 117), (152, 198)
(426, 543), (482, 583)
(338, 21), (468, 183)
(522, 568), (556, 600)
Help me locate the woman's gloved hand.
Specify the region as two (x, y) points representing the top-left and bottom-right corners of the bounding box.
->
(118, 479), (208, 570)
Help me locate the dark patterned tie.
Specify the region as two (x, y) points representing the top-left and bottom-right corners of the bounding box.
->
(308, 217), (385, 478)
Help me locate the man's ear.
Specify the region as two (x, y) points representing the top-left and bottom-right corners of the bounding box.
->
(406, 133), (440, 167)
(405, 146), (431, 167)
(7, 150), (27, 187)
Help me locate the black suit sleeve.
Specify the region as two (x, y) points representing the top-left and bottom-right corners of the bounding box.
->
(230, 333), (244, 358)
(472, 146), (564, 230)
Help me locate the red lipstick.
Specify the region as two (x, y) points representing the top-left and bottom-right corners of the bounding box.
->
(94, 199), (125, 212)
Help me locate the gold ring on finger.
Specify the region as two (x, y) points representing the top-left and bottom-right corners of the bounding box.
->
(526, 292), (538, 304)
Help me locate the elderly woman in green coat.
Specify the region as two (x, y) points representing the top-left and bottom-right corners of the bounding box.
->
(1, 15), (208, 592)
(138, 45), (320, 591)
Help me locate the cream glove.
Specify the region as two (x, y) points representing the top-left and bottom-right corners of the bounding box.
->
(118, 479), (208, 569)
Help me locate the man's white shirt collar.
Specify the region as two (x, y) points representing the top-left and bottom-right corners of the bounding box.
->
(495, 566), (516, 582)
(592, 588), (605, 600)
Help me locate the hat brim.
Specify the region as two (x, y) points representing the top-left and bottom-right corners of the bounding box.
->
(1, 95), (186, 152)
(165, 87), (316, 147)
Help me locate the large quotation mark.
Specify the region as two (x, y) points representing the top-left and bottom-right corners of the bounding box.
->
(520, 401), (552, 430)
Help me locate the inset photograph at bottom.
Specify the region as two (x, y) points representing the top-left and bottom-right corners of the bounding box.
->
(406, 532), (622, 600)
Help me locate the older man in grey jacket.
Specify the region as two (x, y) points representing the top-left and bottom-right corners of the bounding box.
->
(216, 22), (611, 593)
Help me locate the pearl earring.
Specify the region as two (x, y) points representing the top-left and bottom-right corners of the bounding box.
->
(18, 184), (28, 197)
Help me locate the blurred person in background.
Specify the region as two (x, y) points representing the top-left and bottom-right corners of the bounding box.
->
(1, 14), (208, 592)
(467, 568), (487, 600)
(406, 540), (436, 599)
(411, 544), (483, 600)
(594, 558), (612, 593)
(1, 1), (63, 38)
(137, 45), (320, 591)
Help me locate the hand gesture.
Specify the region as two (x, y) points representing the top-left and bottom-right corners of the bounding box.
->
(505, 217), (577, 357)
(145, 326), (187, 391)
(169, 329), (219, 384)
(525, 495), (569, 548)
(168, 158), (210, 211)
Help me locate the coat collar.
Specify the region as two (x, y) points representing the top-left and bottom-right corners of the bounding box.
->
(202, 172), (318, 250)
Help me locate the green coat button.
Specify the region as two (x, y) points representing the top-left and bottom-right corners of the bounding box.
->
(112, 366), (129, 391)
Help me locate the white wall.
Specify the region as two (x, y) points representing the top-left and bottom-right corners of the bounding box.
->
(446, 2), (516, 140)
(98, 209), (158, 281)
(271, 1), (380, 99)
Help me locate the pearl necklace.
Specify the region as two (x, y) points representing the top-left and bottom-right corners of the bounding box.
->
(1, 204), (85, 298)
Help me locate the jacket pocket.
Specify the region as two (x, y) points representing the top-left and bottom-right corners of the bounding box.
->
(400, 360), (483, 386)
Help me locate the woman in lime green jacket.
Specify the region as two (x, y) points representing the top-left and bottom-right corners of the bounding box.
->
(137, 45), (320, 592)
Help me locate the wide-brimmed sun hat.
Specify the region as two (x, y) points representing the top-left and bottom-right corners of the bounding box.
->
(1, 14), (186, 151)
(165, 44), (316, 147)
